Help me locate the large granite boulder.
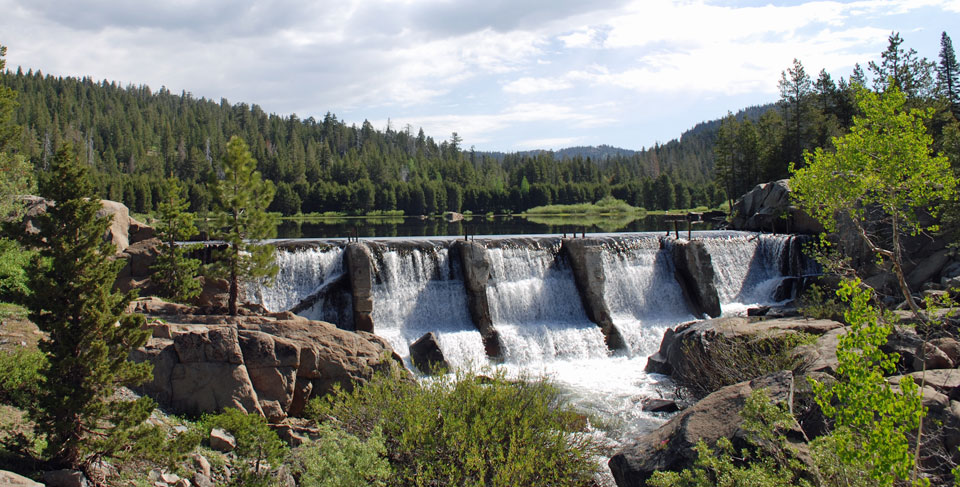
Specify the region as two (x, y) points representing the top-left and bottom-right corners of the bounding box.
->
(609, 371), (816, 487)
(646, 316), (841, 375)
(15, 196), (153, 254)
(670, 239), (721, 318)
(729, 179), (824, 234)
(409, 332), (449, 375)
(130, 300), (403, 420)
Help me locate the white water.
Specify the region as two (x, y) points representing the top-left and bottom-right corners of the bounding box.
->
(701, 234), (791, 315)
(369, 247), (488, 371)
(603, 238), (697, 356)
(486, 245), (609, 363)
(245, 246), (344, 312)
(254, 234), (796, 453)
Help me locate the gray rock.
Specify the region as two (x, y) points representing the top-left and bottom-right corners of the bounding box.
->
(42, 470), (89, 487)
(671, 239), (721, 318)
(640, 397), (679, 413)
(0, 470), (44, 487)
(907, 249), (951, 291)
(610, 371), (816, 487)
(453, 240), (502, 358)
(729, 180), (824, 234)
(562, 238), (626, 350)
(345, 243), (374, 332)
(410, 332), (449, 375)
(192, 453), (212, 479)
(192, 473), (214, 487)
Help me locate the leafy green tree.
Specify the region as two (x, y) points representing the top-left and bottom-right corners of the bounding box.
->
(202, 408), (287, 487)
(209, 136), (277, 315)
(151, 177), (202, 303)
(938, 31), (959, 116)
(22, 144), (155, 468)
(810, 279), (926, 486)
(790, 86), (957, 313)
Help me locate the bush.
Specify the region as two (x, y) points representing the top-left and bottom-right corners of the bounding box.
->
(201, 409), (287, 487)
(0, 348), (44, 410)
(307, 366), (603, 487)
(291, 424), (391, 487)
(798, 282), (845, 321)
(0, 238), (33, 303)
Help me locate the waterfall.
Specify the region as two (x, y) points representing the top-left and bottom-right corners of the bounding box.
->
(369, 246), (488, 371)
(602, 237), (696, 356)
(700, 234), (793, 314)
(485, 243), (609, 364)
(246, 246), (344, 313)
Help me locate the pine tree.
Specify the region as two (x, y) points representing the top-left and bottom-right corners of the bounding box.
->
(209, 136), (277, 315)
(151, 177), (202, 303)
(937, 31), (959, 116)
(869, 32), (935, 99)
(23, 144), (154, 468)
(778, 58), (813, 167)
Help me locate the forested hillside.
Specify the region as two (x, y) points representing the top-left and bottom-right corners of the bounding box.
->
(0, 68), (730, 216)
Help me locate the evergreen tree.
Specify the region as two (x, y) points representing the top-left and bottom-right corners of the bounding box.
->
(869, 32), (935, 99)
(778, 58), (814, 167)
(151, 177), (202, 303)
(23, 144), (154, 468)
(209, 136), (277, 315)
(937, 31), (959, 116)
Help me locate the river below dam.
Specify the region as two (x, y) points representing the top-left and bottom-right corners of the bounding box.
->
(245, 231), (811, 462)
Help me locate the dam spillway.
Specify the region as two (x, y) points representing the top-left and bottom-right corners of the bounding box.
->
(246, 231), (812, 438)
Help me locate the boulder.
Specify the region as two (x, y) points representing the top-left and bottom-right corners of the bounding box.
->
(13, 197), (154, 255)
(409, 332), (449, 375)
(170, 362), (263, 415)
(729, 180), (824, 234)
(196, 277), (232, 310)
(930, 337), (960, 365)
(640, 397), (679, 413)
(671, 239), (721, 318)
(345, 243), (375, 333)
(0, 470), (43, 487)
(209, 428), (237, 452)
(907, 249), (951, 292)
(645, 316), (843, 379)
(42, 470), (88, 487)
(610, 371), (816, 487)
(96, 199), (134, 253)
(117, 237), (161, 279)
(453, 240), (503, 358)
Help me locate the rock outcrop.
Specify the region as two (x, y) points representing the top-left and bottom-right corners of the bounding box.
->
(452, 240), (503, 358)
(130, 298), (402, 420)
(16, 197), (153, 254)
(344, 243), (375, 333)
(609, 371), (816, 487)
(645, 316), (843, 377)
(562, 238), (626, 350)
(670, 239), (722, 318)
(729, 179), (824, 235)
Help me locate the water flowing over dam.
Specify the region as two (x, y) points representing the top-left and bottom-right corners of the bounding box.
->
(247, 231), (810, 439)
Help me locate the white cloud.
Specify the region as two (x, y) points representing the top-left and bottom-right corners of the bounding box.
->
(514, 136), (584, 150)
(502, 76), (573, 94)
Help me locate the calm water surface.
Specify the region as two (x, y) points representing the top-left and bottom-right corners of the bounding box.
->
(275, 214), (723, 239)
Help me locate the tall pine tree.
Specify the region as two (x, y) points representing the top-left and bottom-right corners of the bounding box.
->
(209, 136), (277, 315)
(23, 144), (154, 468)
(938, 31), (959, 116)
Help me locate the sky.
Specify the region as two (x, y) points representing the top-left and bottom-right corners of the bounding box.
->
(0, 1), (957, 152)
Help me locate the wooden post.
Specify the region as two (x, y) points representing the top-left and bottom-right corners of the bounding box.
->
(673, 220), (679, 238)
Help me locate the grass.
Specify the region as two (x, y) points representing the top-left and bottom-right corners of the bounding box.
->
(523, 196), (645, 216)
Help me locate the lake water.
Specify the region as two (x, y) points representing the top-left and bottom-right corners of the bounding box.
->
(275, 213), (723, 239)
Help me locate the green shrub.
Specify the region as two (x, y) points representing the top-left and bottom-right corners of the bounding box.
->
(201, 408), (287, 486)
(307, 366), (603, 487)
(0, 238), (33, 303)
(798, 282), (845, 321)
(291, 424), (391, 487)
(0, 348), (45, 409)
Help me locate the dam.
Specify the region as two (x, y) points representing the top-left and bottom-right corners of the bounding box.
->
(245, 231), (812, 438)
